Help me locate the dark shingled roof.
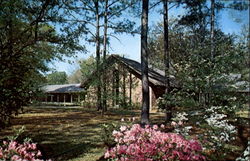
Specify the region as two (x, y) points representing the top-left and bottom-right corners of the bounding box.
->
(42, 84), (84, 93)
(80, 54), (179, 88)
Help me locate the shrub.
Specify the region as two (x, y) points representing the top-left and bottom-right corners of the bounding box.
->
(101, 117), (137, 147)
(104, 124), (205, 161)
(0, 140), (42, 161)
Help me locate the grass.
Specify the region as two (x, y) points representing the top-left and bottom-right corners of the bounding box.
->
(0, 106), (165, 161)
(236, 110), (249, 118)
(1, 106), (248, 161)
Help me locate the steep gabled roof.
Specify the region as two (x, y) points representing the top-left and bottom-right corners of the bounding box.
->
(42, 84), (84, 93)
(80, 54), (179, 88)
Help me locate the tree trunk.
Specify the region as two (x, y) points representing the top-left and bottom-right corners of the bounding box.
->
(163, 0), (172, 122)
(208, 0), (215, 107)
(102, 0), (108, 112)
(140, 0), (150, 125)
(115, 70), (119, 106)
(94, 1), (102, 112)
(129, 73), (132, 108)
(123, 66), (126, 107)
(210, 0), (215, 60)
(112, 70), (115, 107)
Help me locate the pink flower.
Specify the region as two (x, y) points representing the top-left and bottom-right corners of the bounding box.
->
(0, 140), (44, 160)
(160, 124), (165, 128)
(11, 155), (20, 160)
(153, 125), (158, 130)
(120, 126), (127, 132)
(112, 130), (119, 135)
(104, 150), (110, 158)
(171, 121), (177, 126)
(37, 150), (42, 157)
(3, 141), (7, 145)
(178, 121), (183, 125)
(105, 124), (205, 161)
(121, 118), (125, 122)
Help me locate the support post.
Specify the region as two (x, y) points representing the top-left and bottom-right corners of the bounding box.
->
(64, 94), (66, 106)
(115, 70), (119, 106)
(112, 70), (115, 107)
(149, 87), (152, 111)
(129, 73), (132, 108)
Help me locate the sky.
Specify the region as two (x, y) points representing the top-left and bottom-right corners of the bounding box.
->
(49, 1), (249, 75)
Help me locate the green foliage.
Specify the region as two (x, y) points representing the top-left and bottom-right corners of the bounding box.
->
(46, 71), (68, 85)
(0, 0), (84, 128)
(80, 56), (96, 83)
(6, 126), (26, 141)
(101, 118), (136, 148)
(150, 20), (248, 111)
(100, 123), (119, 147)
(67, 69), (82, 84)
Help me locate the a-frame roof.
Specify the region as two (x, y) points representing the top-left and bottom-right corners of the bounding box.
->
(80, 54), (178, 88)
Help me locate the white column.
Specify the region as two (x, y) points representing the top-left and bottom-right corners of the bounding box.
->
(70, 94), (73, 103)
(149, 87), (152, 111)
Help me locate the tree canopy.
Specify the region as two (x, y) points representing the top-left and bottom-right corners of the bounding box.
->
(46, 71), (68, 85)
(0, 0), (84, 128)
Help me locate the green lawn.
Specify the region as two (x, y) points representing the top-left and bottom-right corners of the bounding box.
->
(0, 106), (165, 161)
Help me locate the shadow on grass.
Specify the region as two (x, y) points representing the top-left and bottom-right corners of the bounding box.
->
(0, 106), (166, 160)
(38, 141), (99, 160)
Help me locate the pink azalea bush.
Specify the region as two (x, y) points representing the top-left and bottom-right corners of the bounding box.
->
(0, 140), (42, 161)
(105, 124), (205, 161)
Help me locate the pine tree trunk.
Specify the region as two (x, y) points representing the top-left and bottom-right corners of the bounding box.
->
(112, 70), (115, 107)
(208, 0), (215, 107)
(94, 1), (102, 111)
(140, 0), (150, 125)
(123, 66), (126, 107)
(102, 0), (108, 112)
(210, 0), (215, 60)
(129, 73), (132, 108)
(163, 0), (172, 122)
